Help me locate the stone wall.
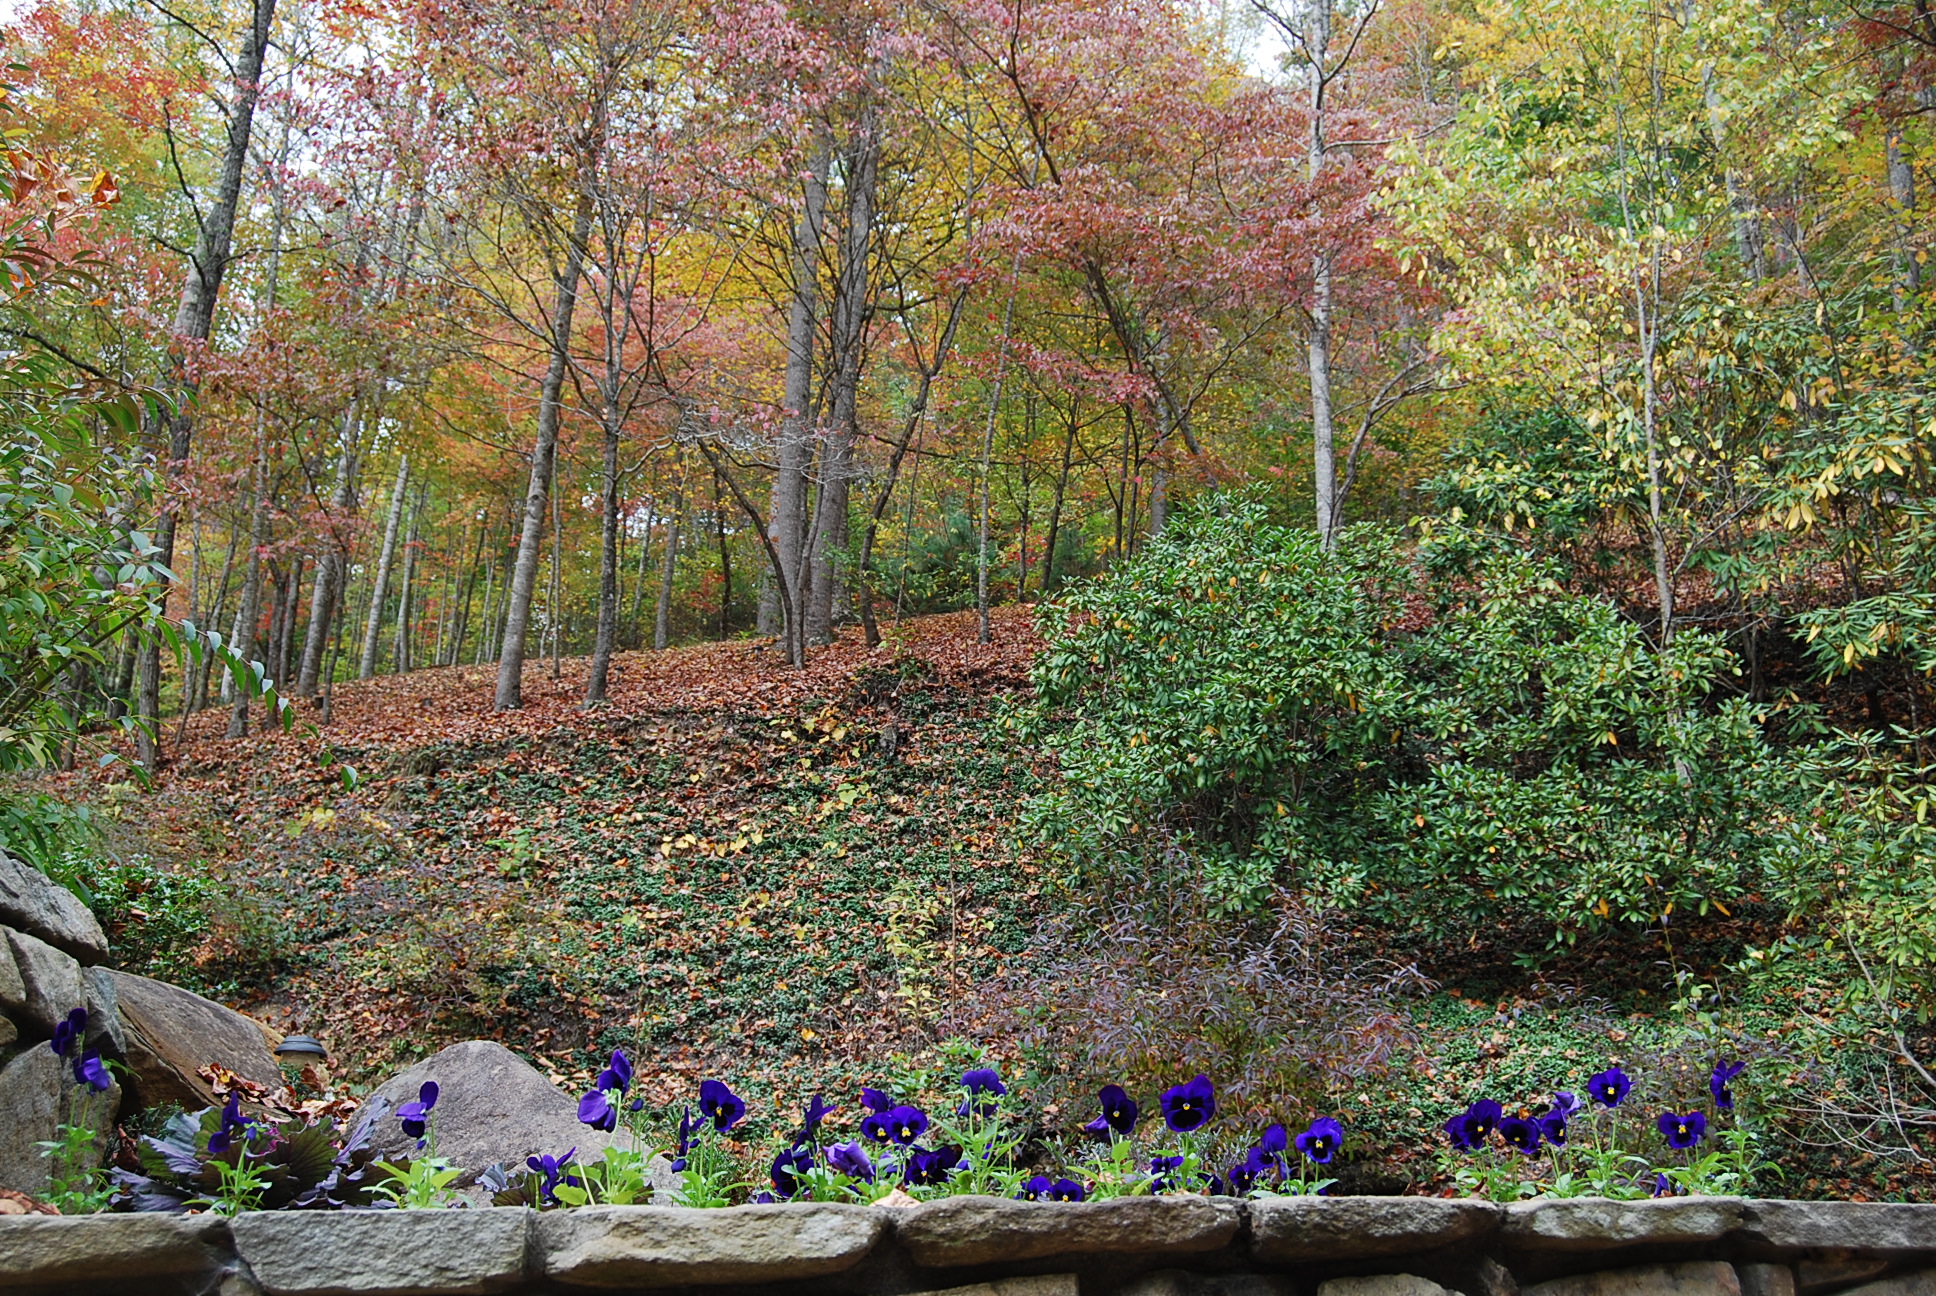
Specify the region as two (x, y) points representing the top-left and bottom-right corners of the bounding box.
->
(1, 1196), (1932, 1296)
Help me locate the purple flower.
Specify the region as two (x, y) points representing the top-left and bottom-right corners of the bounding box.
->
(72, 1050), (111, 1093)
(698, 1079), (745, 1131)
(860, 1086), (893, 1114)
(793, 1093), (836, 1144)
(578, 1089), (617, 1133)
(1294, 1117), (1343, 1165)
(827, 1140), (874, 1182)
(861, 1112), (892, 1142)
(1587, 1067), (1631, 1108)
(526, 1149), (578, 1203)
(1652, 1171), (1672, 1197)
(1656, 1110), (1706, 1150)
(1552, 1091), (1583, 1118)
(1084, 1084), (1140, 1137)
(669, 1106), (696, 1171)
(596, 1049), (633, 1094)
(1537, 1108), (1569, 1148)
(1227, 1146), (1272, 1194)
(771, 1143), (814, 1199)
(48, 1007), (87, 1058)
(1499, 1115), (1542, 1157)
(1148, 1154), (1185, 1192)
(206, 1093), (253, 1156)
(958, 1068), (1007, 1117)
(885, 1105), (929, 1145)
(397, 1081), (439, 1140)
(1160, 1074), (1216, 1132)
(903, 1145), (961, 1186)
(1709, 1061), (1745, 1112)
(1017, 1173), (1053, 1200)
(1048, 1176), (1085, 1201)
(1447, 1098), (1501, 1150)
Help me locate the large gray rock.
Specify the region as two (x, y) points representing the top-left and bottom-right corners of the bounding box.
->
(0, 936), (22, 1018)
(1505, 1199), (1747, 1251)
(0, 1043), (120, 1195)
(106, 968), (283, 1113)
(1320, 1278), (1461, 1296)
(898, 1195), (1242, 1269)
(0, 850), (108, 964)
(1739, 1202), (1936, 1254)
(1797, 1259), (1889, 1296)
(1840, 1271), (1936, 1296)
(82, 965), (124, 1060)
(2, 927), (83, 1036)
(1525, 1263), (1741, 1296)
(365, 1040), (617, 1178)
(0, 1212), (232, 1289)
(533, 1203), (887, 1288)
(1251, 1197), (1502, 1261)
(231, 1207), (530, 1295)
(1738, 1264), (1797, 1296)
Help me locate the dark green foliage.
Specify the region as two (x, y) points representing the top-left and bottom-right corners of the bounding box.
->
(1025, 496), (1813, 950)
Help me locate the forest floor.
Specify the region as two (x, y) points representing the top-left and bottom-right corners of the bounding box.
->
(60, 604), (1936, 1199)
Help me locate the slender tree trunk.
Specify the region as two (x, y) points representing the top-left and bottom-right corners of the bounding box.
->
(394, 483), (425, 674)
(761, 139), (830, 661)
(450, 518), (486, 667)
(628, 499), (652, 646)
(587, 400), (623, 702)
(1702, 67), (1766, 282)
(716, 469), (732, 640)
(548, 478), (563, 680)
(270, 557), (301, 688)
(296, 402), (361, 696)
(496, 196), (592, 709)
(1041, 399), (1079, 596)
(136, 0), (279, 767)
(977, 290), (1020, 644)
(655, 502), (681, 651)
(1304, 0), (1340, 551)
(359, 455), (410, 678)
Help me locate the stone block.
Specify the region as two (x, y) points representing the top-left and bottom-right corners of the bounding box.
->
(1797, 1258), (1890, 1295)
(231, 1207), (530, 1295)
(82, 965), (123, 1061)
(3, 928), (83, 1036)
(1120, 1273), (1295, 1296)
(1740, 1203), (1936, 1256)
(929, 1276), (1082, 1296)
(1320, 1276), (1461, 1296)
(1250, 1196), (1501, 1262)
(534, 1203), (888, 1287)
(0, 1212), (230, 1289)
(1505, 1199), (1746, 1251)
(899, 1195), (1242, 1269)
(0, 1045), (120, 1196)
(0, 939), (21, 1018)
(1839, 1271), (1936, 1296)
(0, 851), (108, 964)
(1739, 1264), (1797, 1296)
(1525, 1263), (1742, 1296)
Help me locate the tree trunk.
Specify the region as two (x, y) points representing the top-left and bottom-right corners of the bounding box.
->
(495, 196), (592, 709)
(654, 503), (681, 651)
(1304, 0), (1340, 551)
(1041, 399), (1079, 596)
(450, 517), (486, 667)
(587, 398), (623, 703)
(761, 138), (830, 661)
(808, 113), (880, 648)
(716, 469), (732, 639)
(358, 455), (410, 678)
(296, 402), (361, 697)
(628, 499), (653, 646)
(136, 0), (279, 767)
(394, 482), (425, 674)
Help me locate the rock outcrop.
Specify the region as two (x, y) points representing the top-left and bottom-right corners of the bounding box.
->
(104, 969), (283, 1112)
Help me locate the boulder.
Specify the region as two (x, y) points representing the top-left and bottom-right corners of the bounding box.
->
(0, 1016), (14, 1049)
(1505, 1199), (1746, 1252)
(1739, 1265), (1797, 1296)
(3, 927), (84, 1035)
(897, 1195), (1242, 1269)
(1525, 1265), (1741, 1296)
(533, 1203), (886, 1288)
(231, 1207), (530, 1295)
(0, 934), (23, 1017)
(1320, 1277), (1462, 1296)
(0, 1043), (121, 1195)
(105, 968), (284, 1113)
(81, 965), (124, 1061)
(364, 1040), (619, 1178)
(1251, 1197), (1501, 1262)
(1841, 1272), (1936, 1296)
(1120, 1272), (1295, 1296)
(932, 1277), (1082, 1296)
(1797, 1259), (1891, 1295)
(0, 1213), (232, 1290)
(0, 849), (108, 964)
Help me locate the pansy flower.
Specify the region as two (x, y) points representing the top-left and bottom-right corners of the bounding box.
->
(1537, 1108), (1569, 1148)
(207, 1093), (254, 1155)
(1148, 1154), (1185, 1193)
(397, 1082), (439, 1141)
(827, 1141), (874, 1182)
(578, 1088), (617, 1133)
(1016, 1174), (1054, 1200)
(1446, 1098), (1500, 1150)
(73, 1050), (111, 1093)
(903, 1145), (962, 1186)
(792, 1093), (836, 1144)
(1587, 1067), (1631, 1108)
(886, 1105), (929, 1145)
(698, 1079), (745, 1131)
(48, 1007), (87, 1059)
(770, 1143), (814, 1199)
(527, 1149), (578, 1204)
(1159, 1074), (1216, 1132)
(596, 1049), (633, 1095)
(958, 1068), (1007, 1117)
(1652, 1171), (1673, 1197)
(860, 1087), (893, 1114)
(1047, 1176), (1085, 1202)
(1499, 1115), (1542, 1157)
(1656, 1110), (1706, 1150)
(669, 1106), (696, 1172)
(1084, 1084), (1139, 1137)
(1709, 1061), (1745, 1112)
(1294, 1117), (1343, 1165)
(1552, 1091), (1583, 1118)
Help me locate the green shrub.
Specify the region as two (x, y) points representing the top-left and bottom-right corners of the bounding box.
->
(1022, 496), (1816, 952)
